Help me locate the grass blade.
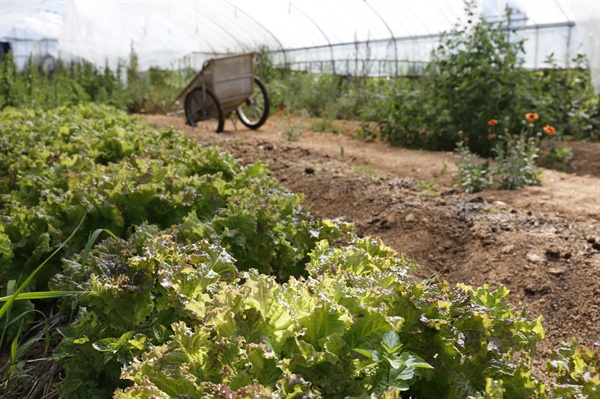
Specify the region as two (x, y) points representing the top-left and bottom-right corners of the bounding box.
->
(81, 228), (118, 267)
(0, 215), (86, 321)
(0, 291), (88, 302)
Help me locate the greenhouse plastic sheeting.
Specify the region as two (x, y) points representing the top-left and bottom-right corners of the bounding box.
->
(565, 1), (600, 95)
(1, 0), (599, 91)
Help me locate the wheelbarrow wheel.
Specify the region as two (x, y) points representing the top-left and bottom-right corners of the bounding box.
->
(184, 87), (224, 133)
(235, 78), (270, 130)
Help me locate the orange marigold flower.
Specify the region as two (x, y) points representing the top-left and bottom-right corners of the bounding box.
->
(525, 113), (539, 122)
(487, 119), (499, 126)
(543, 124), (557, 136)
(487, 134), (494, 141)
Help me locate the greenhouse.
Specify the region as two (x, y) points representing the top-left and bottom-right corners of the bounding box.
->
(1, 0), (599, 89)
(1, 1), (600, 399)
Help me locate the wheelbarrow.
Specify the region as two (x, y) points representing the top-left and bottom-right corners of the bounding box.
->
(175, 52), (270, 133)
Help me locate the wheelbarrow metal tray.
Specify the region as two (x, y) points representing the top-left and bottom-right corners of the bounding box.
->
(203, 53), (254, 114)
(175, 53), (254, 115)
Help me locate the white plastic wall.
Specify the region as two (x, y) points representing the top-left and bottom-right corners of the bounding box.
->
(0, 0), (64, 69)
(565, 2), (600, 93)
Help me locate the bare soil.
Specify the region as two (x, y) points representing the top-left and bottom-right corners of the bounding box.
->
(143, 114), (600, 362)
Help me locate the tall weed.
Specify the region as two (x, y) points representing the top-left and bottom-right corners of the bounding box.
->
(453, 114), (551, 192)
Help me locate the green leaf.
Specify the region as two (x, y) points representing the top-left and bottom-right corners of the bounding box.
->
(73, 337), (89, 345)
(354, 348), (380, 361)
(392, 365), (414, 383)
(400, 352), (433, 369)
(92, 337), (119, 352)
(0, 229), (13, 260)
(294, 338), (338, 367)
(345, 309), (395, 349)
(484, 378), (504, 398)
(247, 343), (282, 386)
(387, 358), (405, 370)
(240, 273), (294, 351)
(381, 331), (402, 355)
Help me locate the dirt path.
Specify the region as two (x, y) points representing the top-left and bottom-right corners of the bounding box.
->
(143, 114), (600, 361)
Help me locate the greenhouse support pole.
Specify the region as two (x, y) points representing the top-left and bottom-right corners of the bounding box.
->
(224, 0), (289, 66)
(534, 25), (539, 69)
(362, 0), (398, 77)
(566, 24), (572, 69)
(289, 3), (336, 74)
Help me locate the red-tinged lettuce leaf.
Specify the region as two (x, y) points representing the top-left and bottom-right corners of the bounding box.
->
(114, 382), (171, 399)
(108, 235), (551, 398)
(307, 236), (409, 278)
(119, 322), (265, 398)
(276, 371), (321, 398)
(120, 323), (208, 397)
(546, 339), (600, 398)
(200, 382), (276, 399)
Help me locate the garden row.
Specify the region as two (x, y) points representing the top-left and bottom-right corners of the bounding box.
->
(1, 105), (598, 398)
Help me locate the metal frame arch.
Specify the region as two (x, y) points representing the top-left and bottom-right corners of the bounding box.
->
(223, 0), (288, 65)
(363, 0), (398, 76)
(400, 2), (432, 35)
(432, 2), (457, 27)
(188, 3), (249, 54)
(288, 1), (336, 74)
(162, 2), (248, 56)
(191, 1), (218, 55)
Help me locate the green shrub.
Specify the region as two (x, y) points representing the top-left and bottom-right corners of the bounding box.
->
(358, 77), (429, 147)
(0, 53), (128, 110)
(123, 52), (188, 114)
(532, 53), (600, 141)
(358, 1), (599, 153)
(266, 71), (342, 118)
(422, 3), (534, 156)
(358, 3), (535, 155)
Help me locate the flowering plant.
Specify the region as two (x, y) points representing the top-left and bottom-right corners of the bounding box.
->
(543, 124), (557, 136)
(525, 113), (539, 122)
(454, 113), (555, 192)
(489, 113), (552, 189)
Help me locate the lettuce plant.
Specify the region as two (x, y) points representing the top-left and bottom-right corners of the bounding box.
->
(52, 232), (548, 398)
(0, 104), (347, 293)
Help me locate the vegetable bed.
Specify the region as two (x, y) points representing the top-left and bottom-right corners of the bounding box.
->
(1, 105), (597, 398)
